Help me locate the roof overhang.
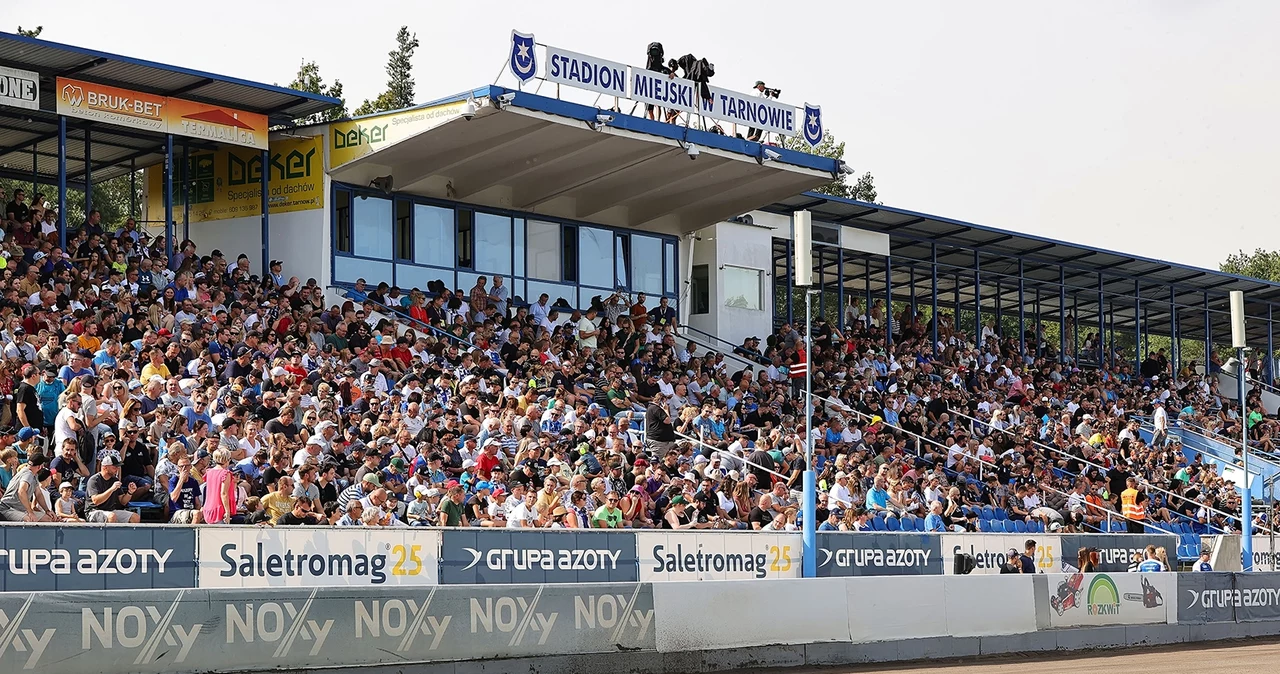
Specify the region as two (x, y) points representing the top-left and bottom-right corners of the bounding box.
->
(329, 87), (836, 236)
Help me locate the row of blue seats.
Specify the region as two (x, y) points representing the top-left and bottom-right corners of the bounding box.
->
(976, 519), (1049, 534)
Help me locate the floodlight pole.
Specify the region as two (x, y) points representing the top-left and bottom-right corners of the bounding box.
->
(803, 287), (816, 578)
(1241, 345), (1253, 571)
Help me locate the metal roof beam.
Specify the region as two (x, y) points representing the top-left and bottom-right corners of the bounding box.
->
(166, 77), (216, 96)
(56, 57), (108, 77)
(930, 226), (971, 240)
(70, 146), (157, 180)
(878, 216), (927, 230)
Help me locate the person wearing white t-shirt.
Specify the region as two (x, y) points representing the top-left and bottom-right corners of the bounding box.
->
(577, 307), (599, 350)
(507, 490), (539, 528)
(828, 472), (854, 510)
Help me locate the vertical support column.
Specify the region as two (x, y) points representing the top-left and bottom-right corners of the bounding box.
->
(836, 248), (845, 331)
(30, 144), (37, 197)
(953, 272), (960, 332)
(1035, 287), (1042, 357)
(1072, 293), (1080, 361)
(864, 260), (871, 321)
(1269, 304), (1275, 387)
(1097, 274), (1105, 365)
(83, 127), (92, 217)
(1017, 260), (1025, 359)
(994, 276), (1002, 338)
(785, 239), (794, 326)
(885, 254), (893, 344)
(973, 251), (981, 344)
(164, 134), (174, 261)
(930, 244), (939, 348)
(129, 158), (137, 218)
(1059, 266), (1067, 364)
(182, 140), (191, 242)
(909, 264), (917, 318)
(1205, 293), (1212, 374)
(1170, 290), (1179, 375)
(57, 116), (67, 252)
(261, 149), (270, 275)
(1135, 279), (1142, 374)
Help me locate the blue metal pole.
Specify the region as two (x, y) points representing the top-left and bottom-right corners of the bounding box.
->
(931, 244), (939, 348)
(1018, 260), (1025, 360)
(31, 144), (37, 198)
(885, 255), (893, 344)
(1241, 343), (1253, 571)
(973, 251), (981, 344)
(1072, 294), (1080, 362)
(1059, 266), (1067, 364)
(785, 239), (794, 326)
(1205, 293), (1211, 373)
(836, 248), (845, 332)
(802, 288), (815, 578)
(1170, 287), (1179, 374)
(909, 264), (917, 319)
(129, 158), (136, 218)
(164, 134), (174, 261)
(261, 149), (270, 275)
(1135, 280), (1142, 374)
(864, 262), (871, 322)
(1269, 304), (1275, 387)
(83, 127), (92, 218)
(57, 116), (67, 251)
(182, 141), (190, 243)
(1035, 287), (1042, 358)
(1098, 274), (1105, 364)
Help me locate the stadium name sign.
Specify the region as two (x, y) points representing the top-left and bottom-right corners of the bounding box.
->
(507, 30), (824, 145)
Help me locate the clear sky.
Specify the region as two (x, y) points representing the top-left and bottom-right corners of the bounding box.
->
(11, 0), (1278, 270)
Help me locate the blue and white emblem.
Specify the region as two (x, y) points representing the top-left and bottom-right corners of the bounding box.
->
(509, 30), (538, 84)
(802, 103), (823, 147)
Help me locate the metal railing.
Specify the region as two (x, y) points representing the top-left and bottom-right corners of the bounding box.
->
(336, 287), (481, 352)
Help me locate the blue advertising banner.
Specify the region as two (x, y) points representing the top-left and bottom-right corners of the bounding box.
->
(440, 530), (639, 584)
(0, 525), (197, 591)
(816, 532), (943, 577)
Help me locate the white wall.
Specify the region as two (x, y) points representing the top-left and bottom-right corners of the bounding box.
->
(712, 220), (774, 347)
(268, 205), (329, 289)
(684, 229), (716, 337)
(189, 215), (261, 273)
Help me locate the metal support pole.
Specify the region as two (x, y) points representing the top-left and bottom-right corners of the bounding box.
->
(885, 254), (893, 344)
(909, 265), (917, 318)
(1035, 287), (1042, 358)
(164, 134), (174, 261)
(1269, 304), (1275, 387)
(83, 127), (92, 217)
(974, 251), (981, 344)
(1018, 260), (1025, 360)
(1135, 280), (1142, 374)
(785, 239), (794, 326)
(1059, 266), (1067, 364)
(836, 248), (845, 331)
(864, 262), (871, 321)
(994, 276), (1002, 338)
(129, 158), (137, 218)
(1098, 274), (1105, 364)
(182, 141), (190, 242)
(31, 144), (37, 198)
(261, 149), (270, 275)
(1242, 344), (1254, 570)
(57, 116), (67, 251)
(1072, 293), (1080, 362)
(1170, 287), (1179, 374)
(931, 244), (939, 348)
(1205, 293), (1212, 374)
(802, 288), (815, 578)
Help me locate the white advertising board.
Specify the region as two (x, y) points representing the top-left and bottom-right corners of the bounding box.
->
(1044, 571), (1174, 627)
(942, 534), (1064, 575)
(198, 527), (440, 588)
(636, 532), (801, 581)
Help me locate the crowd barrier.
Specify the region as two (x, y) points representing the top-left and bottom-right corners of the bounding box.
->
(0, 524), (1180, 590)
(11, 573), (1276, 673)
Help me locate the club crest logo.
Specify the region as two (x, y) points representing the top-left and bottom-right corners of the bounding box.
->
(803, 103), (823, 147)
(509, 30), (537, 83)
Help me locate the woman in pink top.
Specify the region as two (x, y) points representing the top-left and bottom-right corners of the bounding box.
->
(202, 449), (237, 524)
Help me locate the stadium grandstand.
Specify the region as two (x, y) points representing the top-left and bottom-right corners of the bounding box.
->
(2, 28), (1279, 574)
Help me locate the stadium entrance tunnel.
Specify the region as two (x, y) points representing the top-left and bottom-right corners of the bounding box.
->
(328, 90), (833, 236)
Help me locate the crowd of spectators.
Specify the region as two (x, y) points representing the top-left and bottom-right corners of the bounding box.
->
(0, 186), (1263, 537)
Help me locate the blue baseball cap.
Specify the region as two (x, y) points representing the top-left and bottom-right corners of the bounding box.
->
(474, 481), (493, 492)
(16, 427), (40, 441)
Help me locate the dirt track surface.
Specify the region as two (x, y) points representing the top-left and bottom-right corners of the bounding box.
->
(729, 638), (1280, 673)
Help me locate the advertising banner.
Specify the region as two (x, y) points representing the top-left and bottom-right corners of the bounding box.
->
(942, 534), (1062, 575)
(817, 532), (942, 577)
(1058, 533), (1179, 573)
(1250, 535), (1280, 571)
(636, 532), (801, 581)
(328, 100), (469, 168)
(0, 65), (39, 111)
(0, 525), (196, 591)
(1178, 571), (1238, 624)
(1230, 571), (1280, 622)
(1045, 571), (1173, 628)
(197, 527), (440, 588)
(56, 77), (267, 150)
(439, 530), (638, 584)
(144, 135), (324, 224)
(0, 582), (655, 673)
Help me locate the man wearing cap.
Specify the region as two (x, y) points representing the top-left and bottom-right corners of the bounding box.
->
(85, 451), (141, 524)
(338, 472), (381, 511)
(12, 365), (42, 431)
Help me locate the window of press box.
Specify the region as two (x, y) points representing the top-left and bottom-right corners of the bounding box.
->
(352, 194), (392, 259)
(723, 265), (763, 311)
(413, 204), (454, 268)
(335, 190), (352, 254)
(690, 264), (710, 315)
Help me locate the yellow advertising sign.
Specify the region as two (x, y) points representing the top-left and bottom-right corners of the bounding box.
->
(146, 136), (324, 223)
(328, 100), (469, 168)
(57, 76), (269, 150)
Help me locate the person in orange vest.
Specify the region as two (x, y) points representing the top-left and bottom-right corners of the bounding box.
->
(789, 345), (807, 398)
(1120, 476), (1147, 534)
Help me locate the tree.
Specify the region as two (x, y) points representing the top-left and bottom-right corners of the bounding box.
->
(284, 60), (348, 125)
(1221, 249), (1280, 283)
(0, 172), (141, 230)
(16, 25), (42, 37)
(354, 26), (418, 116)
(781, 129), (879, 203)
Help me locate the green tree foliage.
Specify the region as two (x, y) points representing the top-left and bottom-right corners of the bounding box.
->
(1220, 248), (1280, 283)
(0, 173), (141, 230)
(16, 26), (42, 37)
(354, 26), (419, 116)
(781, 129), (879, 203)
(284, 60), (348, 125)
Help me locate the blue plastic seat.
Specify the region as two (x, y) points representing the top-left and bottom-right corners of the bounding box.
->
(994, 508), (1008, 520)
(978, 519), (992, 532)
(990, 520), (1005, 533)
(1005, 520), (1019, 533)
(1112, 521), (1129, 533)
(1031, 521), (1044, 533)
(886, 515), (901, 531)
(872, 516), (887, 531)
(915, 518), (927, 532)
(1013, 520), (1028, 533)
(981, 506), (995, 520)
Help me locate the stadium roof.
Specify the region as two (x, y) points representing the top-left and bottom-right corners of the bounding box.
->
(0, 32), (341, 185)
(328, 85), (839, 236)
(769, 193), (1280, 345)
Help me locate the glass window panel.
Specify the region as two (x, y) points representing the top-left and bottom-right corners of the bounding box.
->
(631, 235), (663, 295)
(456, 210), (473, 268)
(723, 266), (763, 311)
(664, 242), (676, 295)
(413, 204), (454, 268)
(395, 200), (412, 260)
(335, 190), (352, 253)
(456, 271), (481, 296)
(396, 264), (452, 294)
(335, 257), (392, 286)
(562, 226), (578, 283)
(526, 280), (575, 312)
(513, 218), (526, 277)
(615, 235), (630, 290)
(691, 264), (710, 315)
(578, 226), (613, 288)
(352, 195), (392, 259)
(526, 220), (560, 281)
(474, 213), (512, 274)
